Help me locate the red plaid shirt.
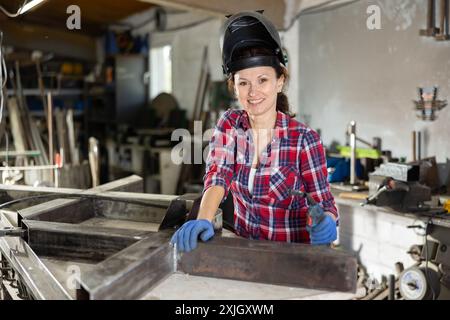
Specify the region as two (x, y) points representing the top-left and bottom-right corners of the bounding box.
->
(204, 109), (338, 243)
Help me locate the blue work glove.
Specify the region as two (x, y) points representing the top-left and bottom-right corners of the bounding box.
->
(170, 219), (214, 252)
(309, 213), (337, 246)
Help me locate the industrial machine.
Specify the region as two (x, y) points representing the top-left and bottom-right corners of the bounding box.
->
(361, 161), (450, 300)
(364, 162), (433, 212)
(398, 220), (450, 300)
(327, 121), (384, 191)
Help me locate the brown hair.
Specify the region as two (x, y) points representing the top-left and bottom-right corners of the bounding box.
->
(227, 47), (295, 117)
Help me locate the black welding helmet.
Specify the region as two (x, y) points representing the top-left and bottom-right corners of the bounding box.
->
(220, 11), (287, 76)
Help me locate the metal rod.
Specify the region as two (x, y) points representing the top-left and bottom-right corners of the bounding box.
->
(417, 131), (422, 160)
(47, 92), (54, 184)
(428, 0), (436, 31)
(349, 121), (357, 185)
(436, 0), (450, 39)
(388, 274), (396, 300)
(446, 0), (449, 36)
(355, 136), (372, 148)
(422, 0), (439, 36)
(0, 227), (25, 237)
(35, 55), (49, 124)
(0, 164), (61, 171)
(0, 150), (40, 157)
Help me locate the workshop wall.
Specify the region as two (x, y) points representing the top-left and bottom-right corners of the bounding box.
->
(123, 10), (223, 119)
(165, 18), (224, 119)
(129, 9), (301, 122)
(282, 19), (301, 118)
(298, 0), (450, 168)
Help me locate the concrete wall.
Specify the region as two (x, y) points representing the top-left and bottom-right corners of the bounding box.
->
(297, 0), (450, 169)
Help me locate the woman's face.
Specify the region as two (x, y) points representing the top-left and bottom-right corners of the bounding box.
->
(234, 66), (284, 118)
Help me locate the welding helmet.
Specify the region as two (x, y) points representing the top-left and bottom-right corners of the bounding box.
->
(220, 11), (287, 76)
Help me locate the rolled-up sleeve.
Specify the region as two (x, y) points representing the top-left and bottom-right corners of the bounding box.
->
(203, 110), (236, 202)
(300, 129), (339, 223)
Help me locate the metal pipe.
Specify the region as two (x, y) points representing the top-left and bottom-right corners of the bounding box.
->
(446, 0), (449, 36)
(417, 132), (421, 160)
(0, 151), (40, 157)
(428, 0), (436, 31)
(422, 0), (439, 36)
(436, 0), (449, 39)
(47, 92), (54, 184)
(0, 164), (61, 171)
(349, 121), (357, 185)
(355, 136), (372, 148)
(412, 131), (417, 162)
(389, 274), (396, 300)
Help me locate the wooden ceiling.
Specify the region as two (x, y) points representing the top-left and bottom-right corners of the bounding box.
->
(0, 0), (155, 35)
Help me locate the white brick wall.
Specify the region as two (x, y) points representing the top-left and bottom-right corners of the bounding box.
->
(337, 201), (424, 281)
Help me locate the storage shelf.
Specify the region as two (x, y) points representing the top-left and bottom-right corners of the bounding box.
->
(6, 88), (83, 96)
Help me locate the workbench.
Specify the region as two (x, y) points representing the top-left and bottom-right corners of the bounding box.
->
(332, 187), (450, 229)
(0, 177), (358, 300)
(331, 186), (450, 299)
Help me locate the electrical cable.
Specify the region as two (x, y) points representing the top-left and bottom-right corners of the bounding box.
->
(110, 10), (210, 33)
(285, 0), (362, 31)
(126, 15), (156, 31)
(1, 131), (10, 185)
(0, 192), (171, 210)
(160, 17), (214, 33)
(0, 0), (28, 18)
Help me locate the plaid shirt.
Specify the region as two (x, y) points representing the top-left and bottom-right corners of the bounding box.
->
(204, 109), (338, 243)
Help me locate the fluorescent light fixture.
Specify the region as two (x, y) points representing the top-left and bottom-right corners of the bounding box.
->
(19, 0), (47, 15)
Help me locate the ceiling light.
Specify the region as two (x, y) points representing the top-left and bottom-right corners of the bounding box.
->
(19, 0), (47, 15)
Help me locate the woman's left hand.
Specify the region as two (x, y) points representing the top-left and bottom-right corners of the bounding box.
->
(310, 214), (337, 245)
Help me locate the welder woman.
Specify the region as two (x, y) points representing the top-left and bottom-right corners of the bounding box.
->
(171, 11), (338, 252)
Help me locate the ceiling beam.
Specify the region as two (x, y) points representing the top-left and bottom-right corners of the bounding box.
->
(138, 0), (286, 29)
(1, 19), (97, 61)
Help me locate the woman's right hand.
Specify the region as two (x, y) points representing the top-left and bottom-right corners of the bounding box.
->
(170, 219), (214, 252)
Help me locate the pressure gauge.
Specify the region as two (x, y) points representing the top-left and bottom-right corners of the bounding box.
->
(399, 266), (440, 300)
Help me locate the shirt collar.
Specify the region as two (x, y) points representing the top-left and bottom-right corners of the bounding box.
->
(238, 110), (289, 139)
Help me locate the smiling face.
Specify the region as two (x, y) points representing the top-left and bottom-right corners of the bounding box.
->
(233, 66), (284, 118)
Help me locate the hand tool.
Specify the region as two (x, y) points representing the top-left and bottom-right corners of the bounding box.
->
(290, 189), (325, 232)
(361, 177), (410, 206)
